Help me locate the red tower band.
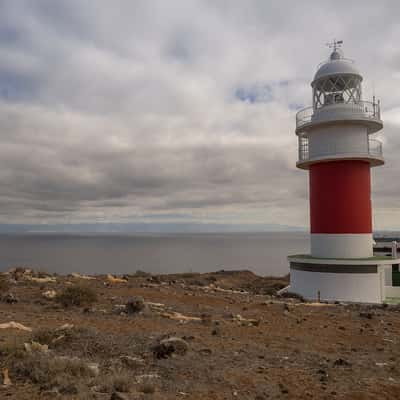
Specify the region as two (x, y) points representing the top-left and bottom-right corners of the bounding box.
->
(309, 160), (372, 234)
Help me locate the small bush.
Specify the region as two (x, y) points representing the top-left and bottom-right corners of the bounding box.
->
(32, 328), (56, 346)
(0, 275), (10, 293)
(56, 285), (97, 307)
(140, 382), (156, 394)
(12, 353), (94, 390)
(134, 270), (152, 278)
(96, 370), (132, 393)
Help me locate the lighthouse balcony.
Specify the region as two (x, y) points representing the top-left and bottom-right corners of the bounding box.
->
(297, 136), (384, 169)
(295, 100), (382, 135)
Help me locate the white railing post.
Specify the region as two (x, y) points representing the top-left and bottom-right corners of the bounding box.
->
(392, 241), (398, 259)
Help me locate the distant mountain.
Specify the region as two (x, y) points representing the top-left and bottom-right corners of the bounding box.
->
(0, 223), (306, 234)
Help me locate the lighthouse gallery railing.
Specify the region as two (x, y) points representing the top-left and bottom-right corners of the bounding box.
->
(298, 137), (383, 162)
(296, 100), (381, 130)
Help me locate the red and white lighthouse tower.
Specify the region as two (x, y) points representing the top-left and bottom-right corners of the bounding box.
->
(288, 42), (399, 303)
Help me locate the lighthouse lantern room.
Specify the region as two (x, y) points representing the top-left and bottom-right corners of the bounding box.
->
(288, 41), (400, 303)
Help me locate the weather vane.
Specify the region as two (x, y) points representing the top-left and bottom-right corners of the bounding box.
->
(326, 39), (343, 52)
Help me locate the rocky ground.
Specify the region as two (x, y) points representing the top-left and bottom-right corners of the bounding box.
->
(0, 268), (400, 399)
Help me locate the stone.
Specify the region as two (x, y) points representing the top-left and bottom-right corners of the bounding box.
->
(59, 384), (78, 395)
(120, 355), (145, 368)
(333, 358), (351, 367)
(359, 311), (373, 319)
(0, 321), (32, 332)
(126, 297), (145, 314)
(111, 393), (130, 400)
(153, 337), (189, 358)
(211, 327), (221, 336)
(112, 304), (127, 314)
(24, 341), (49, 354)
(2, 368), (11, 386)
(2, 293), (18, 304)
(87, 362), (100, 377)
(42, 290), (57, 300)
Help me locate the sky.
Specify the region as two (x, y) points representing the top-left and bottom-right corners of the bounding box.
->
(0, 0), (399, 230)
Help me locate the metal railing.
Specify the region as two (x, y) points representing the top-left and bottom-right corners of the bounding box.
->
(298, 136), (309, 162)
(296, 100), (381, 130)
(368, 138), (383, 156)
(298, 136), (383, 162)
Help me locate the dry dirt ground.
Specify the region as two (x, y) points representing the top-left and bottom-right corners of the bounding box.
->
(0, 269), (400, 399)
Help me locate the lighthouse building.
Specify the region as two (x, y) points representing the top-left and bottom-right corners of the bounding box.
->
(288, 43), (400, 303)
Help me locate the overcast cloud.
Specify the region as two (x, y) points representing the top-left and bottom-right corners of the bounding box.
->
(0, 0), (399, 229)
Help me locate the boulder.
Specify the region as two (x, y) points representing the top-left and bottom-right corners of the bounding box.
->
(120, 355), (146, 368)
(153, 337), (189, 359)
(2, 293), (18, 304)
(42, 290), (57, 300)
(126, 297), (145, 314)
(24, 341), (49, 354)
(112, 304), (127, 314)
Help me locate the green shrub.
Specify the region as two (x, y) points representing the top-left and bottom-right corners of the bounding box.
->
(55, 286), (97, 307)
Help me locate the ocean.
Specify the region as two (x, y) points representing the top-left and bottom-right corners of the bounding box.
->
(0, 232), (309, 277)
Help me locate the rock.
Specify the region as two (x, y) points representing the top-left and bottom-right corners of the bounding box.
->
(278, 383), (289, 394)
(112, 304), (127, 314)
(0, 321), (32, 332)
(1, 293), (18, 304)
(59, 384), (78, 395)
(2, 368), (11, 386)
(107, 274), (128, 284)
(333, 358), (351, 367)
(153, 337), (189, 358)
(111, 393), (131, 400)
(56, 323), (74, 332)
(24, 341), (49, 354)
(359, 311), (373, 319)
(87, 362), (100, 377)
(126, 297), (145, 314)
(42, 290), (57, 300)
(201, 313), (212, 324)
(211, 327), (221, 336)
(135, 373), (160, 383)
(234, 314), (260, 326)
(120, 355), (146, 368)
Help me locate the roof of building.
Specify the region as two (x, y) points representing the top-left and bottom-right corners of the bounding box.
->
(312, 50), (362, 84)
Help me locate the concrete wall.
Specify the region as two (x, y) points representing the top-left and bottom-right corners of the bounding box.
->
(385, 286), (400, 298)
(308, 124), (368, 159)
(385, 266), (392, 286)
(290, 267), (383, 303)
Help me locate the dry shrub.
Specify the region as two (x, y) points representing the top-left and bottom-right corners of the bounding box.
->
(0, 275), (10, 293)
(134, 270), (152, 278)
(12, 353), (94, 389)
(32, 327), (57, 346)
(32, 326), (111, 358)
(55, 285), (97, 307)
(95, 369), (133, 393)
(139, 382), (156, 394)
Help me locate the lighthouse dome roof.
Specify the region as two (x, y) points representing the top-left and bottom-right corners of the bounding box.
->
(312, 51), (362, 85)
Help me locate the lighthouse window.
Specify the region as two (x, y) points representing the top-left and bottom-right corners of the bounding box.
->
(334, 93), (344, 103)
(313, 75), (362, 109)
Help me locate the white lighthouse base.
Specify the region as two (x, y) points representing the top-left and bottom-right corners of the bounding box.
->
(288, 255), (400, 304)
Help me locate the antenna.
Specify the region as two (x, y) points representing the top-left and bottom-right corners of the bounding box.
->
(326, 39), (343, 52)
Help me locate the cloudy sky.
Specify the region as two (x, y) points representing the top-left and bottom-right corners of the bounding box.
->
(0, 0), (399, 230)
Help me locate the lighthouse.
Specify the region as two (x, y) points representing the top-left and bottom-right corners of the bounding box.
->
(288, 41), (400, 303)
